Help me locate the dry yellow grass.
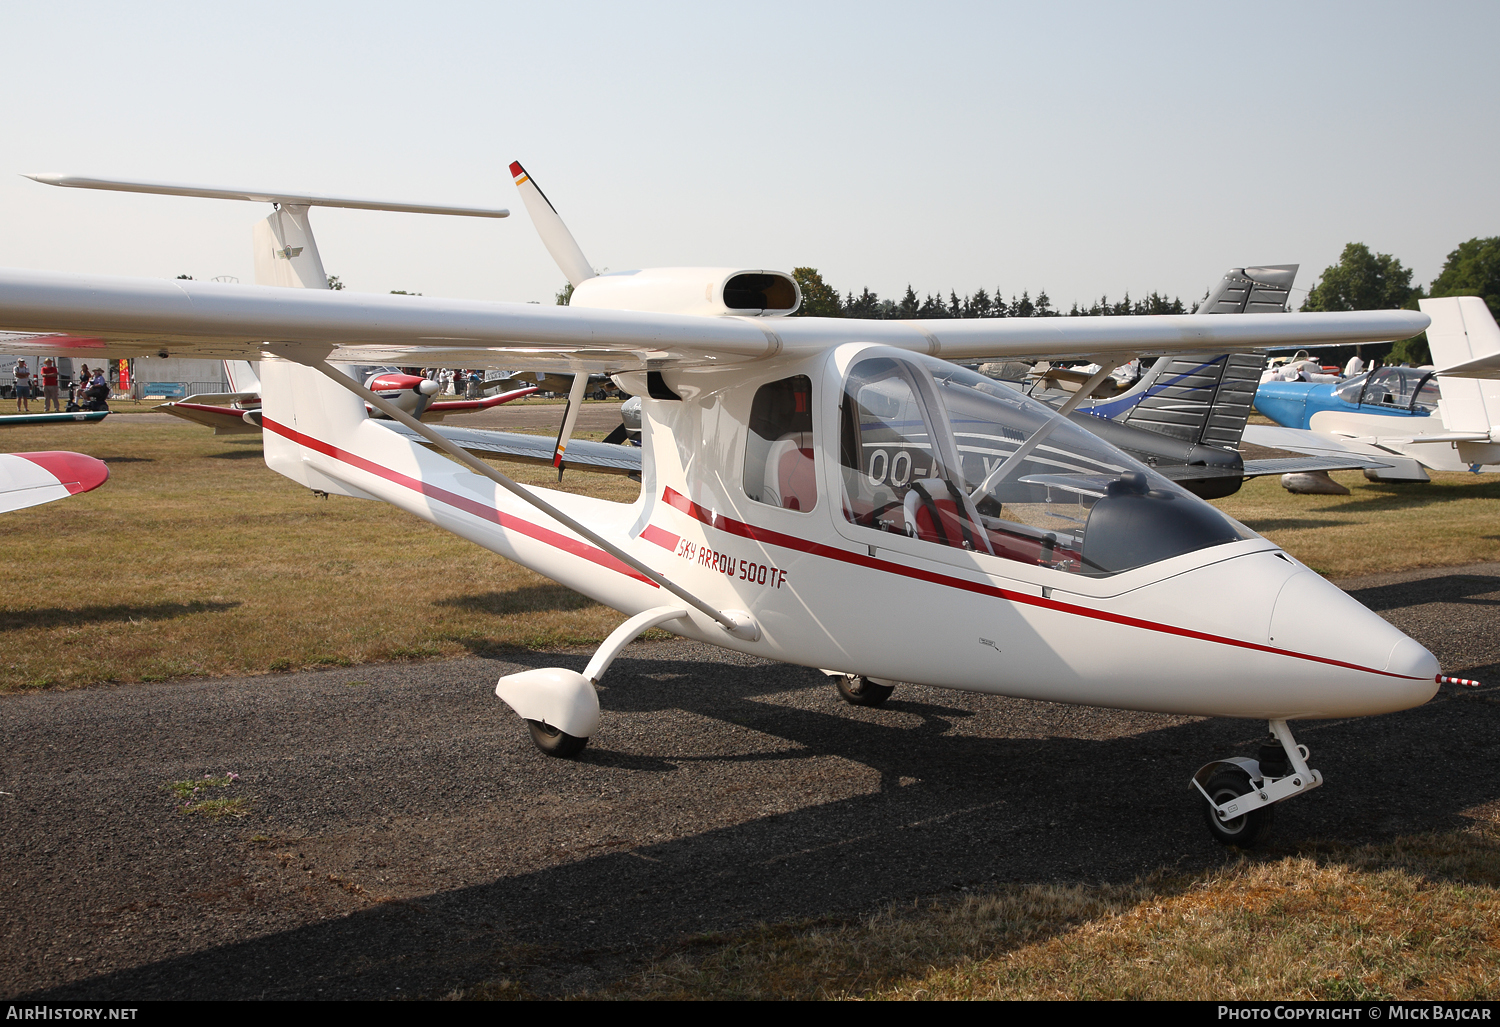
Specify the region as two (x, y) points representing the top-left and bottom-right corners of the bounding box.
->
(594, 827), (1500, 1001)
(1213, 469), (1500, 578)
(0, 417), (641, 691)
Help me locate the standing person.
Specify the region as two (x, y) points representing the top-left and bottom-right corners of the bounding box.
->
(40, 359), (60, 412)
(13, 360), (32, 412)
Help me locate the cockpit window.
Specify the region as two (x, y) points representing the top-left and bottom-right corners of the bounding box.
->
(744, 375), (816, 512)
(1350, 367), (1438, 412)
(839, 355), (1250, 576)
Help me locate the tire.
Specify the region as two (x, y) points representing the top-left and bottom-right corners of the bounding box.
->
(835, 675), (895, 708)
(526, 719), (588, 758)
(1201, 768), (1274, 848)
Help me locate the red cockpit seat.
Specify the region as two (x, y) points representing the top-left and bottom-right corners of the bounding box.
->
(764, 432), (817, 512)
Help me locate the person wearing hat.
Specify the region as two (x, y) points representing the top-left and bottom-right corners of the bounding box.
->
(13, 360), (31, 412)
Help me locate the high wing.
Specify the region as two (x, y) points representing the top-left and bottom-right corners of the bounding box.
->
(0, 268), (1430, 373)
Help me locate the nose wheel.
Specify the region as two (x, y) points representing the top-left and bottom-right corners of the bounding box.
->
(1192, 719), (1321, 848)
(527, 719), (588, 758)
(835, 674), (895, 708)
(1200, 768), (1275, 847)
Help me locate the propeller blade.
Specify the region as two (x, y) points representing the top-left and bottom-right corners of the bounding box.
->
(552, 372), (591, 472)
(510, 161), (595, 288)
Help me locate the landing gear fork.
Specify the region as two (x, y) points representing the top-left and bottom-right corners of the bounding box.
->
(1191, 719), (1322, 847)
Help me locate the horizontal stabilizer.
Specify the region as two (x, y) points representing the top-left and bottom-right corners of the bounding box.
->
(24, 173), (509, 218)
(380, 421), (642, 476)
(155, 401), (260, 435)
(1241, 455), (1388, 477)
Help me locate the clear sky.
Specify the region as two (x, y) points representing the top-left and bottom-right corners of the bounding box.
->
(3, 1), (1495, 311)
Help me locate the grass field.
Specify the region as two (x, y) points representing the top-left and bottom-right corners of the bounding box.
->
(0, 416), (639, 691)
(1, 417), (1496, 692)
(571, 826), (1500, 1001)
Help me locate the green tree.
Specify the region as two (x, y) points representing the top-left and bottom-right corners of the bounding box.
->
(896, 286), (920, 319)
(790, 267), (842, 316)
(843, 288), (883, 319)
(1303, 243), (1423, 363)
(555, 282), (574, 305)
(326, 275), (345, 291)
(1427, 237), (1500, 318)
(1300, 243), (1416, 313)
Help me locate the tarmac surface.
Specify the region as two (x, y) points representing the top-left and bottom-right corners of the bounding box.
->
(3, 562), (1498, 1000)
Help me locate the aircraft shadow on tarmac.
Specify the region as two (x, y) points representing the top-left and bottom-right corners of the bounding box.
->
(23, 642), (1500, 1001)
(1345, 574), (1500, 612)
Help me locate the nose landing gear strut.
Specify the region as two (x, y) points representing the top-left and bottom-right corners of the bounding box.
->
(1191, 719), (1322, 847)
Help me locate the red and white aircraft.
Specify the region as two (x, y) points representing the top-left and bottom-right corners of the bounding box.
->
(158, 359), (538, 435)
(0, 165), (1458, 846)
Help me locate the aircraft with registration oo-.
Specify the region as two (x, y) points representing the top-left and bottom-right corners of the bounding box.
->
(0, 162), (1472, 846)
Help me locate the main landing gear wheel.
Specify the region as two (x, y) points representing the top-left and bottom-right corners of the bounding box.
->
(526, 719), (588, 758)
(1201, 768), (1274, 848)
(836, 675), (894, 708)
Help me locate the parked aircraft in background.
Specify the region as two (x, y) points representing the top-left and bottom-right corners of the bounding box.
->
(1246, 296), (1500, 481)
(157, 359), (537, 435)
(0, 163), (1452, 847)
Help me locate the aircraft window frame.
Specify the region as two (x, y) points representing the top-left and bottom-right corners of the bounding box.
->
(836, 352), (1250, 578)
(1409, 371), (1439, 414)
(743, 374), (818, 513)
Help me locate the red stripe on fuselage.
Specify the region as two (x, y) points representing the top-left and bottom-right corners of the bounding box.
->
(657, 487), (1418, 680)
(640, 524), (680, 552)
(262, 417), (654, 586)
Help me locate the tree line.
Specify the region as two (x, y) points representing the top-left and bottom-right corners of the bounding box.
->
(1299, 238), (1500, 365)
(791, 269), (1188, 320)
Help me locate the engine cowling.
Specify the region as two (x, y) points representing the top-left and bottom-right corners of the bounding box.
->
(568, 268), (801, 317)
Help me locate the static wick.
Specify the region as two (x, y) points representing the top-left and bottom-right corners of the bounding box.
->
(1438, 674), (1482, 688)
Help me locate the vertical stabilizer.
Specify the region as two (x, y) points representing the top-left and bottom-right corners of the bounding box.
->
(1197, 265), (1298, 314)
(253, 205), (329, 289)
(223, 360), (261, 394)
(1422, 296), (1500, 435)
(259, 354), (374, 499)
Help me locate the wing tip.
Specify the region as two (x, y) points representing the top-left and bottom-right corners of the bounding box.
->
(16, 451), (110, 495)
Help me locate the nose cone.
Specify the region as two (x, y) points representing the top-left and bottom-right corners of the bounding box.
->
(1269, 570), (1439, 715)
(418, 378), (441, 397)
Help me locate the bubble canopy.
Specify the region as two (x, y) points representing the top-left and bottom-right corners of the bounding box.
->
(837, 354), (1253, 577)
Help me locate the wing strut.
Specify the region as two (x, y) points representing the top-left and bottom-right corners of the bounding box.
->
(284, 349), (757, 641)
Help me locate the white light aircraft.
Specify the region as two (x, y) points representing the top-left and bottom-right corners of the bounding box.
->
(0, 164), (1461, 846)
(1244, 296), (1500, 482)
